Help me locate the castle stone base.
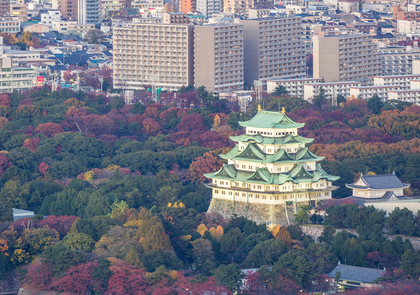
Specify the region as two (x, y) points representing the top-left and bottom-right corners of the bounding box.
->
(207, 198), (310, 226)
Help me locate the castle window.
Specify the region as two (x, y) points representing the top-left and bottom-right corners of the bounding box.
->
(257, 185), (262, 189)
(283, 196), (287, 199)
(236, 164), (239, 168)
(290, 195), (294, 199)
(325, 192), (329, 196)
(316, 193), (321, 197)
(214, 180), (217, 184)
(235, 192), (239, 196)
(242, 183), (246, 187)
(242, 165), (246, 169)
(249, 194), (253, 198)
(248, 165), (253, 169)
(298, 194), (302, 198)
(275, 186), (279, 190)
(275, 196), (279, 200)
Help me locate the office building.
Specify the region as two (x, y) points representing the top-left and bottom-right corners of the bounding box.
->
(58, 0), (77, 21)
(313, 34), (382, 83)
(78, 0), (100, 24)
(194, 23), (244, 92)
(0, 0), (9, 17)
(0, 58), (36, 93)
(10, 0), (27, 21)
(113, 22), (194, 91)
(197, 0), (222, 17)
(240, 15), (306, 85)
(0, 17), (20, 33)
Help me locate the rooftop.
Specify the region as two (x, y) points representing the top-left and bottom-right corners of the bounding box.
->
(238, 111), (305, 129)
(327, 263), (386, 283)
(346, 173), (410, 190)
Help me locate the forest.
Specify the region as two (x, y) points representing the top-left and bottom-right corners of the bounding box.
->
(0, 86), (420, 293)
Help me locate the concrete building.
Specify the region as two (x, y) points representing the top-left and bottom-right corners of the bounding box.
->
(313, 34), (382, 83)
(0, 17), (20, 33)
(387, 89), (420, 104)
(196, 0), (222, 17)
(349, 85), (400, 101)
(194, 23), (244, 93)
(67, 23), (95, 36)
(162, 12), (189, 24)
(0, 58), (36, 93)
(113, 22), (194, 91)
(78, 0), (100, 24)
(267, 78), (322, 97)
(52, 20), (77, 33)
(380, 47), (420, 76)
(373, 74), (420, 88)
(180, 0), (195, 13)
(10, 0), (27, 21)
(338, 0), (358, 13)
(362, 3), (392, 13)
(303, 81), (360, 101)
(239, 15), (306, 85)
(22, 23), (50, 33)
(393, 5), (420, 22)
(0, 0), (10, 17)
(58, 0), (77, 21)
(397, 20), (420, 34)
(40, 10), (62, 28)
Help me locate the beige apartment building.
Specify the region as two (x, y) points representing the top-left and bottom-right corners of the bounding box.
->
(194, 23), (244, 93)
(113, 23), (194, 91)
(239, 15), (306, 85)
(313, 34), (382, 83)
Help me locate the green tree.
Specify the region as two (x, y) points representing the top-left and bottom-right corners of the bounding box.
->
(91, 258), (111, 292)
(312, 86), (327, 108)
(220, 227), (246, 261)
(319, 225), (335, 244)
(274, 249), (313, 287)
(212, 264), (244, 293)
(385, 207), (415, 236)
(110, 97), (124, 110)
(293, 205), (311, 225)
(401, 249), (420, 278)
(42, 243), (86, 276)
(124, 246), (142, 268)
(140, 222), (173, 253)
(272, 85), (289, 96)
(61, 233), (96, 252)
(367, 94), (384, 114)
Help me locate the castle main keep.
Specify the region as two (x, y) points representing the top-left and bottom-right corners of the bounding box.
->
(205, 109), (340, 225)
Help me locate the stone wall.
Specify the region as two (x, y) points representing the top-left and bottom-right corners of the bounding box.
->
(301, 225), (420, 250)
(208, 198), (309, 226)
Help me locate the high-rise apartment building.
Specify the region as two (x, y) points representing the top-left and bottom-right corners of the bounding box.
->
(313, 34), (382, 82)
(196, 0), (222, 17)
(223, 0), (273, 15)
(194, 23), (244, 92)
(113, 23), (194, 91)
(239, 15), (306, 85)
(180, 0), (195, 13)
(78, 0), (100, 24)
(0, 0), (9, 17)
(58, 0), (78, 21)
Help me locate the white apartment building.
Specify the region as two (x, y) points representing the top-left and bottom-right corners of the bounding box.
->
(349, 85), (400, 101)
(303, 81), (360, 101)
(197, 0), (222, 17)
(0, 17), (20, 33)
(313, 34), (382, 83)
(78, 0), (101, 24)
(194, 23), (244, 93)
(40, 10), (61, 28)
(52, 20), (77, 33)
(387, 89), (420, 105)
(380, 47), (420, 76)
(240, 15), (306, 85)
(267, 78), (322, 97)
(373, 74), (420, 89)
(113, 22), (194, 91)
(397, 20), (420, 34)
(0, 58), (36, 93)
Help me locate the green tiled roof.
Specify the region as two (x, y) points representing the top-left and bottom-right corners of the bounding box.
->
(230, 133), (314, 145)
(220, 144), (324, 164)
(205, 163), (340, 184)
(238, 111), (305, 129)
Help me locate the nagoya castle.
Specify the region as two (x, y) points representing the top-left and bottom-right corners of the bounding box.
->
(205, 108), (340, 225)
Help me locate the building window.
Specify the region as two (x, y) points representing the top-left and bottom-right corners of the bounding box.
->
(228, 191), (233, 195)
(222, 191), (226, 195)
(215, 190), (219, 193)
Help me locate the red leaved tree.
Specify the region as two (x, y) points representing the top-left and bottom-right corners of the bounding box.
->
(23, 261), (54, 291)
(189, 151), (223, 182)
(0, 93), (11, 107)
(106, 262), (149, 295)
(37, 215), (77, 238)
(22, 137), (40, 152)
(39, 162), (49, 175)
(34, 123), (64, 138)
(0, 153), (12, 176)
(51, 262), (97, 294)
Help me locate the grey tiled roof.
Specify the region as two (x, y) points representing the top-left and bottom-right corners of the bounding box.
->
(346, 174), (409, 190)
(327, 264), (386, 283)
